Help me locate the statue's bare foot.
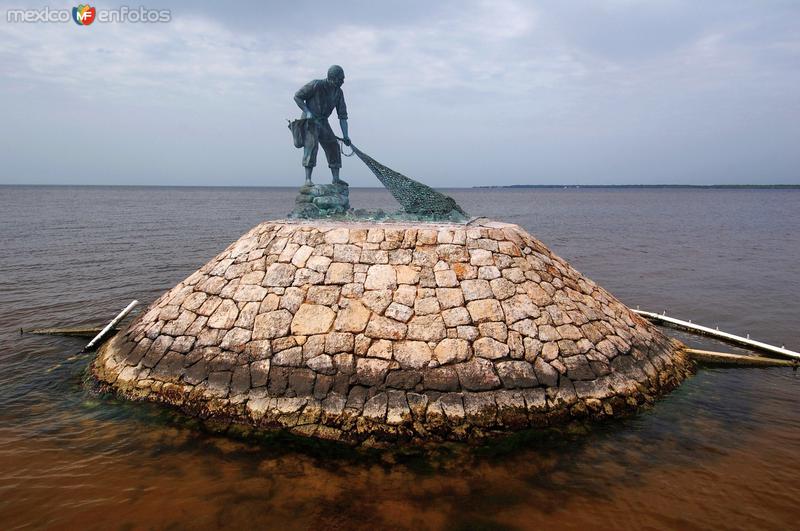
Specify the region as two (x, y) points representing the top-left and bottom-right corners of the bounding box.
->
(332, 177), (348, 186)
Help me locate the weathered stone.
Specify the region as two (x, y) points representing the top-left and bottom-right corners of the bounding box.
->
(306, 285), (340, 305)
(414, 297), (441, 315)
(182, 291), (207, 311)
(234, 301), (260, 329)
(273, 346), (303, 367)
(287, 368), (316, 396)
(394, 341), (433, 369)
(395, 265), (420, 284)
(367, 339), (393, 359)
(501, 294), (539, 323)
(363, 392), (388, 421)
(253, 310), (292, 339)
(385, 370), (422, 390)
(196, 296), (223, 317)
(557, 324), (583, 341)
(302, 335), (325, 358)
(233, 284), (268, 302)
(324, 227), (349, 244)
(469, 248), (494, 266)
(434, 269), (459, 287)
(264, 263), (296, 287)
(272, 336), (297, 353)
(259, 293), (280, 313)
(386, 391), (411, 425)
(564, 354), (595, 381)
(478, 322), (507, 342)
(385, 302), (414, 323)
(324, 262), (353, 285)
(360, 249), (388, 264)
(407, 315), (446, 342)
(393, 284), (417, 307)
(219, 327), (252, 351)
(333, 244), (361, 263)
(478, 266), (501, 280)
(473, 337), (510, 359)
(463, 393), (497, 426)
(558, 339), (580, 357)
(466, 299), (505, 323)
(291, 245), (314, 268)
(539, 325), (561, 342)
(433, 338), (471, 365)
(364, 264), (397, 290)
(496, 361), (538, 388)
(333, 299), (371, 332)
(324, 332), (354, 354)
(534, 358), (559, 387)
(306, 255), (332, 273)
(280, 287), (305, 313)
(490, 278), (516, 300)
(171, 335), (195, 354)
(442, 307), (471, 327)
(291, 304), (335, 335)
(455, 358), (501, 391)
(250, 359), (271, 387)
(424, 366), (460, 391)
(362, 289), (393, 315)
(436, 287), (464, 310)
(365, 315), (407, 340)
(207, 371), (232, 398)
(460, 279), (493, 301)
(293, 268), (324, 286)
(208, 299), (238, 329)
(161, 310), (196, 336)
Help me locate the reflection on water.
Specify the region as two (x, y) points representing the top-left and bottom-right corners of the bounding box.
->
(1, 186), (798, 529)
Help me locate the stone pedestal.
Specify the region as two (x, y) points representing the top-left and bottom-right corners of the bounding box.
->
(289, 181), (349, 218)
(92, 219), (692, 445)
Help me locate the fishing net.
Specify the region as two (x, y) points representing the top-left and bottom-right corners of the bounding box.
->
(342, 142), (468, 219)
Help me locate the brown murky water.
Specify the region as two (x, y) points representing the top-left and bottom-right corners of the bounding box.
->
(1, 186), (798, 530)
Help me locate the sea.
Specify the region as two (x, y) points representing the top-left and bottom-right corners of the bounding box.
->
(0, 185), (798, 530)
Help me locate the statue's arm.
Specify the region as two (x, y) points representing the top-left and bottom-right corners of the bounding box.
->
(337, 92), (349, 143)
(294, 95), (313, 118)
(294, 82), (315, 118)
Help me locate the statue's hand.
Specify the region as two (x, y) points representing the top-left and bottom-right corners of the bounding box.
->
(343, 137), (351, 147)
(304, 110), (315, 119)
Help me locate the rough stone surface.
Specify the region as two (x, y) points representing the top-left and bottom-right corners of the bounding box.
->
(94, 219), (692, 446)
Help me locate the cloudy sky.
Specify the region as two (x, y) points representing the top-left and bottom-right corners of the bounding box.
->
(1, 0), (799, 186)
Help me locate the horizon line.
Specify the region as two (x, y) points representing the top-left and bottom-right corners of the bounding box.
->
(1, 183), (799, 189)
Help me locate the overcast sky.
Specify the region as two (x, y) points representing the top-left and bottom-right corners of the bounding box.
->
(1, 0), (799, 186)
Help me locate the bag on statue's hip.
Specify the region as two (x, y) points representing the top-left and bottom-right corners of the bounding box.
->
(287, 118), (307, 148)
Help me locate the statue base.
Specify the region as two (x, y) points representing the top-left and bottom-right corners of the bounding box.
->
(289, 181), (350, 218)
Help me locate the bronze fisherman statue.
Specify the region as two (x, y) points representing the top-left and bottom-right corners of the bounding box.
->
(294, 65), (351, 186)
(288, 65), (467, 221)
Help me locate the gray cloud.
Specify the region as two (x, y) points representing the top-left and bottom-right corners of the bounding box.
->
(1, 0), (798, 186)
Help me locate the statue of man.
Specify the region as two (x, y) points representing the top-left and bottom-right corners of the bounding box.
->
(294, 65), (351, 186)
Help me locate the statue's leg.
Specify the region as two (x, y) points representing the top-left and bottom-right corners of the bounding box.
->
(302, 121), (319, 186)
(320, 122), (343, 184)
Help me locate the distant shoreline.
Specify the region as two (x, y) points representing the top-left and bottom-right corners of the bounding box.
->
(473, 184), (800, 189)
(1, 183), (798, 190)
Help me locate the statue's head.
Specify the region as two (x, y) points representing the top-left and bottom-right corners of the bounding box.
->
(327, 65), (345, 88)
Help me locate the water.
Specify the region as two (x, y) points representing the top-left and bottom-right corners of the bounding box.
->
(1, 185), (798, 530)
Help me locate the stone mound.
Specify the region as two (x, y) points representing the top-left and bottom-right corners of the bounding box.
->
(93, 219), (691, 444)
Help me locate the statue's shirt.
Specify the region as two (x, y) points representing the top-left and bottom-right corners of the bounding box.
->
(295, 79), (348, 120)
